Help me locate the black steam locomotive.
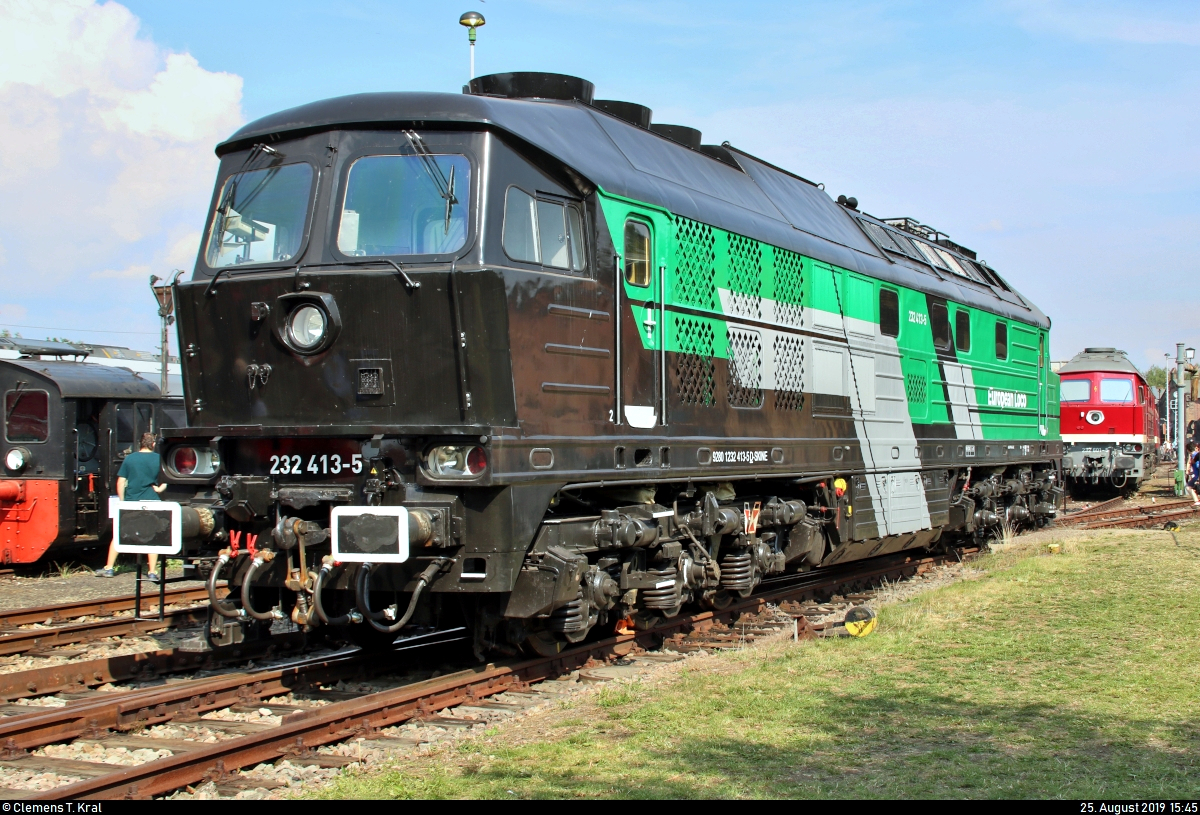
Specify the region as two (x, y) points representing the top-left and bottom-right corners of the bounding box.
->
(0, 342), (186, 564)
(154, 72), (1061, 653)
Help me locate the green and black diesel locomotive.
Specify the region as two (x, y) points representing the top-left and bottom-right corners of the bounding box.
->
(156, 72), (1062, 653)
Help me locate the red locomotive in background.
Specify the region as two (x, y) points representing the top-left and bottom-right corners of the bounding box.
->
(1058, 347), (1158, 494)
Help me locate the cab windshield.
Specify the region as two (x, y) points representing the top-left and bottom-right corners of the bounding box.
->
(1060, 378), (1091, 402)
(337, 154), (470, 257)
(205, 162), (314, 268)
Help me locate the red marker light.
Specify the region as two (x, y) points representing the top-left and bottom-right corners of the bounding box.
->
(466, 446), (487, 475)
(173, 447), (198, 475)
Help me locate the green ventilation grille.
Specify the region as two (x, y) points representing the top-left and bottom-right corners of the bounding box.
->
(727, 327), (764, 408)
(774, 334), (805, 411)
(774, 249), (804, 327)
(905, 373), (928, 405)
(673, 316), (716, 407)
(727, 234), (763, 320)
(671, 216), (717, 311)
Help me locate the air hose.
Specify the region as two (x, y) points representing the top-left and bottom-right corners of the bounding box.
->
(240, 552), (279, 622)
(355, 559), (447, 634)
(207, 552), (245, 619)
(312, 559), (361, 626)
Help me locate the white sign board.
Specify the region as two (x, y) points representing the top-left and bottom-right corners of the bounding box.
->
(112, 500), (182, 555)
(330, 506), (409, 564)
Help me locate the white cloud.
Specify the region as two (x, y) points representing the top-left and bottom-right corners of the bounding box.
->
(0, 0), (242, 305)
(164, 231), (202, 270)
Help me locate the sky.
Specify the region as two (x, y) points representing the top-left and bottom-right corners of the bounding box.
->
(0, 0), (1196, 369)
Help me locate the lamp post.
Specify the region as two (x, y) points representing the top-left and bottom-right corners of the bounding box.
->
(459, 11), (486, 80)
(149, 270), (184, 396)
(1175, 343), (1195, 495)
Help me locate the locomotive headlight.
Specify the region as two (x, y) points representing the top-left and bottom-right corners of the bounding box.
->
(425, 445), (487, 478)
(4, 448), (27, 472)
(288, 305), (327, 351)
(168, 445), (219, 478)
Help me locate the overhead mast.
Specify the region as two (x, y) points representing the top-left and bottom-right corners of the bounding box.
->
(459, 12), (486, 80)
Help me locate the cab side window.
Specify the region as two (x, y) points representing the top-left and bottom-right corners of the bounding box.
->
(115, 402), (156, 456)
(501, 187), (587, 273)
(115, 402), (135, 455)
(623, 220), (652, 287)
(879, 289), (899, 337)
(4, 390), (49, 443)
(995, 321), (1008, 360)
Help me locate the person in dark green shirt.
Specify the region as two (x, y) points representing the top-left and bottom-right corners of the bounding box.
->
(95, 433), (167, 579)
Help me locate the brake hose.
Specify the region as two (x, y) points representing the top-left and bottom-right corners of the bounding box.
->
(313, 561), (359, 626)
(355, 559), (447, 634)
(240, 554), (279, 622)
(207, 553), (244, 619)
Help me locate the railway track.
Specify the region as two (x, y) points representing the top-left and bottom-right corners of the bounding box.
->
(1061, 496), (1124, 521)
(0, 547), (970, 800)
(1061, 498), (1200, 530)
(0, 587), (210, 630)
(0, 586), (226, 659)
(0, 586), (252, 699)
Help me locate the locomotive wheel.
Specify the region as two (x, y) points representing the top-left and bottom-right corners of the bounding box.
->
(700, 590), (733, 611)
(524, 629), (567, 657)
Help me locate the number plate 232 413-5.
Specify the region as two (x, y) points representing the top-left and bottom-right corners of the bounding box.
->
(269, 453), (364, 476)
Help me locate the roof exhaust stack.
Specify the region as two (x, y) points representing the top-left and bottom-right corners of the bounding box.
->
(466, 72), (594, 103)
(649, 124), (702, 150)
(592, 99), (652, 129)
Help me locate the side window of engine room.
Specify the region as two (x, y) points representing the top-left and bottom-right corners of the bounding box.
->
(337, 154), (471, 258)
(955, 309), (970, 352)
(930, 303), (951, 350)
(501, 187), (587, 273)
(623, 220), (652, 287)
(879, 289), (899, 337)
(995, 321), (1008, 360)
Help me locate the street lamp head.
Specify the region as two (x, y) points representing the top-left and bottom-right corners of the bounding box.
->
(460, 11), (485, 41)
(1188, 348), (1196, 361)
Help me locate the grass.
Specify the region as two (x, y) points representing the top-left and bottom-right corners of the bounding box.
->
(317, 528), (1200, 799)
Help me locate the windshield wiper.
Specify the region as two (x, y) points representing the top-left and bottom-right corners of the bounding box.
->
(5, 381), (25, 423)
(403, 130), (458, 235)
(444, 164), (457, 236)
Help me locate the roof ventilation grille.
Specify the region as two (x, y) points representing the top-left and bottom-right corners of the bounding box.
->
(883, 217), (976, 260)
(466, 72), (594, 103)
